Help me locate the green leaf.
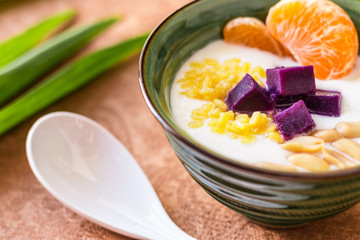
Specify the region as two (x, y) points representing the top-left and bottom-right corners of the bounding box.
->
(0, 17), (119, 107)
(0, 32), (149, 136)
(0, 9), (76, 68)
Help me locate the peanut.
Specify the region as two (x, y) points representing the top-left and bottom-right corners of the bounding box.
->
(335, 121), (360, 138)
(254, 161), (297, 172)
(312, 129), (341, 142)
(280, 136), (324, 153)
(287, 153), (330, 172)
(322, 147), (356, 169)
(333, 138), (360, 161)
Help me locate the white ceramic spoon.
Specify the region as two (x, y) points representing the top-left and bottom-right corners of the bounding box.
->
(26, 112), (196, 240)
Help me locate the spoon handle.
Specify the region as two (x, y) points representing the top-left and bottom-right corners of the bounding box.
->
(116, 219), (196, 240)
(138, 226), (196, 240)
(125, 212), (197, 240)
(156, 219), (197, 240)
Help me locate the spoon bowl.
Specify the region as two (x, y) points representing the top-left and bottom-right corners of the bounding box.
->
(26, 111), (195, 240)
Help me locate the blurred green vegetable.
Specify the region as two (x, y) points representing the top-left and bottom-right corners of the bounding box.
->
(0, 32), (149, 136)
(0, 17), (119, 106)
(0, 9), (76, 68)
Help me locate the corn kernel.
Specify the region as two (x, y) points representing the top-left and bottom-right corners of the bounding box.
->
(208, 108), (221, 118)
(240, 135), (256, 144)
(267, 131), (284, 143)
(181, 81), (194, 89)
(250, 65), (266, 78)
(217, 111), (234, 127)
(188, 120), (204, 128)
(190, 61), (206, 69)
(236, 114), (250, 123)
(185, 69), (199, 78)
(213, 99), (228, 111)
(199, 88), (215, 97)
(233, 122), (250, 135)
(203, 102), (215, 110)
(222, 81), (233, 91)
(267, 123), (277, 132)
(225, 122), (235, 132)
(249, 111), (269, 130)
(204, 58), (219, 66)
(215, 90), (227, 100)
(192, 109), (203, 116)
(191, 113), (206, 121)
(207, 119), (218, 127)
(240, 62), (251, 72)
(177, 78), (187, 83)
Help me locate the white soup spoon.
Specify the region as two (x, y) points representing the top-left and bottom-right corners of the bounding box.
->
(26, 111), (196, 240)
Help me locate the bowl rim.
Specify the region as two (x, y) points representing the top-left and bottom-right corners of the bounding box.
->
(138, 0), (360, 180)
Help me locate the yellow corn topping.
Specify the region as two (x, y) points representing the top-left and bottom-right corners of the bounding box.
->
(182, 58), (283, 144)
(179, 58), (265, 100)
(188, 99), (283, 143)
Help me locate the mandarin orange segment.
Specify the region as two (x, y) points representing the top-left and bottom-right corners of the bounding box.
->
(266, 0), (358, 80)
(223, 17), (289, 57)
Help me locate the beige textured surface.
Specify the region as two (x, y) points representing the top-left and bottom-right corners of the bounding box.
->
(0, 0), (360, 239)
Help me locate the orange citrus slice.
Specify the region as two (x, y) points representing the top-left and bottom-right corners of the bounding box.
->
(266, 0), (358, 80)
(223, 17), (290, 57)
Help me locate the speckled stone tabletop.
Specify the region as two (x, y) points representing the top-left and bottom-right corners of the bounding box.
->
(1, 0), (360, 239)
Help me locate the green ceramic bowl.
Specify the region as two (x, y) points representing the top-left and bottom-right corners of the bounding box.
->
(139, 0), (360, 227)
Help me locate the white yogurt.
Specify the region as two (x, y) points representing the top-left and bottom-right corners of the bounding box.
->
(170, 40), (360, 167)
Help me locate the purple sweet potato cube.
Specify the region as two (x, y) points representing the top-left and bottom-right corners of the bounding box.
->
(266, 66), (316, 96)
(274, 100), (315, 140)
(225, 74), (274, 114)
(304, 89), (341, 117)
